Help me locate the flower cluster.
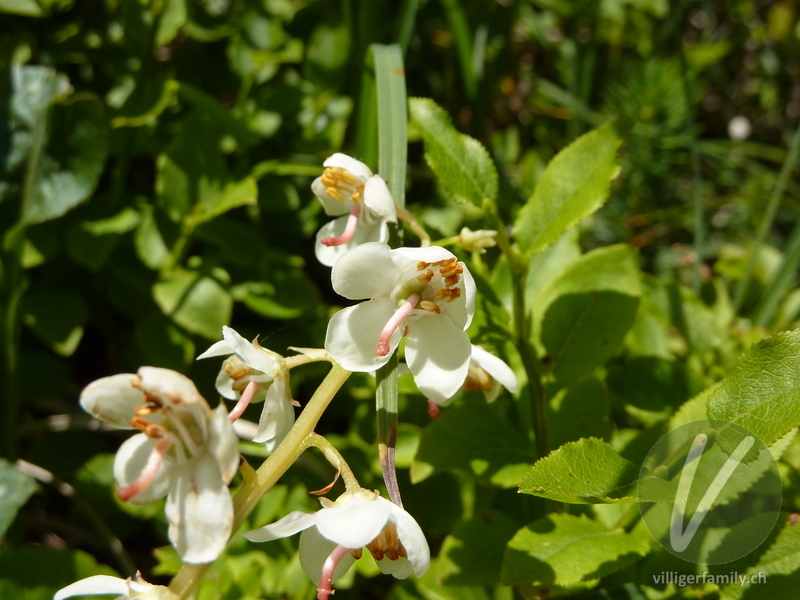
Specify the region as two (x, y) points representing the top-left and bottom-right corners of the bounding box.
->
(60, 153), (518, 600)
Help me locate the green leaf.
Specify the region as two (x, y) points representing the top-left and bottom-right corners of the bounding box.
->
(21, 289), (87, 356)
(134, 311), (196, 370)
(518, 437), (675, 503)
(374, 44), (407, 207)
(549, 376), (612, 450)
(0, 459), (37, 538)
(438, 513), (521, 585)
(411, 399), (534, 487)
(534, 244), (641, 384)
(134, 206), (172, 270)
(514, 120), (623, 255)
(0, 547), (117, 595)
(708, 330), (800, 450)
(153, 266), (232, 340)
(501, 514), (651, 586)
(66, 208), (141, 272)
(408, 97), (498, 205)
(188, 176), (258, 227)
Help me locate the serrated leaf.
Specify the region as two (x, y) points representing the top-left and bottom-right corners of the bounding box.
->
(501, 514), (651, 586)
(153, 266), (232, 340)
(708, 330), (800, 450)
(409, 97), (498, 205)
(518, 437), (675, 504)
(411, 399), (534, 488)
(534, 244), (641, 384)
(0, 459), (37, 538)
(514, 120), (623, 255)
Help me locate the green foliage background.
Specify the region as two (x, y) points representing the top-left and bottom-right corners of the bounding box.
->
(2, 0), (800, 599)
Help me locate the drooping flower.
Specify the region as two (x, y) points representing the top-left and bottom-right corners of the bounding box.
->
(325, 242), (475, 403)
(243, 489), (429, 598)
(80, 367), (238, 564)
(312, 153), (397, 267)
(54, 573), (176, 600)
(197, 326), (295, 451)
(463, 345), (519, 403)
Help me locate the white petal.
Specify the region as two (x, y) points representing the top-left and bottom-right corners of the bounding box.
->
(114, 434), (174, 505)
(243, 511), (318, 542)
(362, 176), (397, 223)
(222, 326), (278, 375)
(165, 456), (233, 564)
(375, 556), (414, 579)
(470, 346), (519, 393)
(196, 340), (233, 360)
(54, 575), (129, 600)
(314, 217), (389, 268)
(330, 242), (397, 300)
(390, 245), (456, 266)
(137, 367), (206, 407)
(388, 504), (430, 577)
(315, 494), (392, 548)
(80, 374), (144, 428)
(213, 366), (239, 401)
(406, 317), (472, 404)
(323, 153), (373, 180)
(288, 347), (331, 361)
(324, 300), (398, 372)
(312, 176), (353, 216)
(438, 262), (475, 331)
(253, 377), (295, 450)
(298, 526), (356, 586)
(206, 404), (240, 483)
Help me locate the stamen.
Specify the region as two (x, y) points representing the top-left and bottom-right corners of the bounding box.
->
(350, 548), (363, 559)
(376, 293), (420, 356)
(320, 175), (337, 187)
(117, 437), (173, 502)
(321, 205), (361, 247)
(419, 300), (440, 313)
(326, 187), (345, 201)
(317, 544), (351, 600)
(417, 261), (430, 270)
(416, 269), (433, 283)
(228, 381), (260, 422)
(444, 274), (460, 287)
(227, 364), (252, 380)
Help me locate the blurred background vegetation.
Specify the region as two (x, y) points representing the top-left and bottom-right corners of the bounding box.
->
(1, 0), (800, 598)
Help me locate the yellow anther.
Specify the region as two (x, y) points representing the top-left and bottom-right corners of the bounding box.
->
(444, 274), (461, 287)
(420, 301), (441, 313)
(227, 365), (252, 380)
(446, 287), (461, 302)
(327, 187), (345, 201)
(417, 261), (430, 270)
(465, 365), (493, 393)
(130, 416), (151, 431)
(417, 269), (434, 283)
(337, 170), (360, 185)
(320, 175), (337, 187)
(350, 548), (363, 560)
(134, 404), (159, 416)
(351, 191), (362, 202)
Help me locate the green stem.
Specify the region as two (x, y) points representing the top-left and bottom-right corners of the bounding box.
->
(305, 433), (361, 491)
(376, 353), (402, 507)
(1, 228), (26, 460)
(168, 363), (352, 599)
(159, 221), (194, 277)
(734, 125), (800, 313)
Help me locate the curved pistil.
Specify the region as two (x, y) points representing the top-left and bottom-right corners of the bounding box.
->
(317, 544), (351, 600)
(376, 293), (420, 356)
(321, 205), (361, 247)
(117, 436), (173, 502)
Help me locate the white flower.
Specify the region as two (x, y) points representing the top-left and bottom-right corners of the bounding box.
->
(54, 573), (176, 600)
(455, 227), (498, 254)
(325, 242), (475, 403)
(312, 153), (397, 267)
(80, 367), (239, 564)
(197, 326), (295, 451)
(463, 345), (519, 403)
(243, 489), (429, 588)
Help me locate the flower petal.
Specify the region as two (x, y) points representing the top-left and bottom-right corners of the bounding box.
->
(314, 216), (389, 268)
(243, 511), (318, 542)
(253, 376), (295, 451)
(330, 242), (397, 300)
(213, 363), (239, 401)
(137, 367), (206, 407)
(206, 404), (240, 483)
(80, 374), (144, 428)
(390, 245), (457, 268)
(315, 494), (392, 548)
(405, 316), (472, 404)
(362, 176), (397, 223)
(114, 434), (174, 505)
(471, 345), (519, 394)
(324, 300), (398, 372)
(388, 504), (430, 577)
(165, 456), (233, 564)
(222, 326), (278, 375)
(196, 340), (233, 360)
(54, 575), (129, 600)
(298, 527), (356, 586)
(312, 176), (352, 216)
(323, 153), (373, 180)
(375, 556), (414, 579)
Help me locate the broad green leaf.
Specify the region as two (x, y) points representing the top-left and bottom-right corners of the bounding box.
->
(187, 176), (258, 227)
(501, 514), (651, 586)
(525, 226), (582, 308)
(549, 376), (612, 450)
(0, 459), (37, 538)
(708, 330), (800, 450)
(66, 208), (141, 272)
(438, 513), (521, 585)
(134, 206), (172, 270)
(409, 97), (498, 205)
(411, 399), (534, 488)
(607, 357), (688, 426)
(534, 244), (641, 384)
(21, 289), (87, 356)
(518, 437), (675, 503)
(514, 120), (623, 255)
(153, 265), (232, 340)
(110, 77), (179, 128)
